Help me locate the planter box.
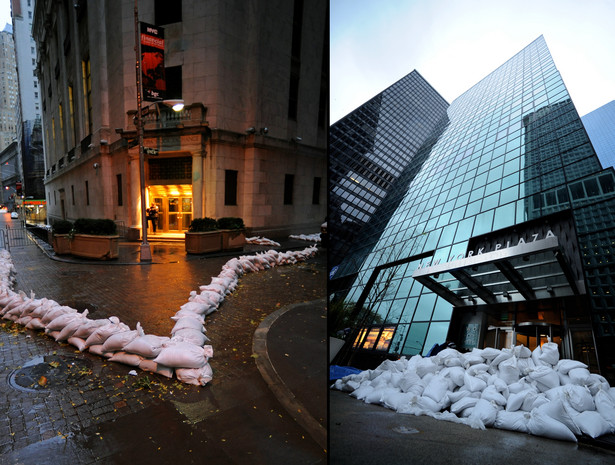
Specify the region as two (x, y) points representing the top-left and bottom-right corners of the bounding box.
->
(52, 234), (72, 255)
(70, 234), (119, 260)
(185, 231), (223, 254)
(221, 229), (245, 251)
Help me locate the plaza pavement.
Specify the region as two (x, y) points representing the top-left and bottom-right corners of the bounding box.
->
(0, 233), (327, 464)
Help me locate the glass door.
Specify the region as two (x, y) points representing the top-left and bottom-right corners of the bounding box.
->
(167, 197), (192, 232)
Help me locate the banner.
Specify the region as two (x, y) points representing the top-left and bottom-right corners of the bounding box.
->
(140, 22), (166, 101)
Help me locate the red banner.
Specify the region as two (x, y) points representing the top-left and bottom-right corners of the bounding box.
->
(140, 22), (165, 101)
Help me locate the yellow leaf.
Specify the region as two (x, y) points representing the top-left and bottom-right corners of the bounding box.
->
(49, 361), (60, 368)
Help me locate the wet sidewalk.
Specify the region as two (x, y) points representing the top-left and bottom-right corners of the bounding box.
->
(0, 234), (327, 464)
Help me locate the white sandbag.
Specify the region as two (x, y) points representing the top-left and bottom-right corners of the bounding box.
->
(123, 333), (170, 358)
(41, 305), (77, 325)
(153, 341), (209, 368)
(464, 372), (487, 393)
(170, 317), (205, 334)
(528, 366), (560, 392)
(447, 366), (466, 387)
(176, 363), (213, 386)
(25, 317), (45, 330)
(88, 344), (114, 358)
(450, 396), (479, 415)
(498, 357), (520, 385)
(467, 363), (490, 376)
(539, 342), (560, 366)
(491, 350), (513, 368)
(363, 387), (392, 404)
(462, 352), (485, 366)
(171, 328), (209, 346)
(108, 351), (144, 367)
(84, 319), (130, 348)
(397, 371), (423, 393)
(527, 410), (577, 442)
(67, 336), (87, 352)
(480, 347), (501, 362)
(382, 390), (415, 411)
(468, 399), (499, 429)
(102, 328), (139, 352)
(72, 318), (109, 339)
(545, 384), (595, 412)
(555, 359), (588, 375)
(447, 388), (477, 404)
(587, 374), (611, 396)
(138, 359), (174, 378)
(170, 310), (205, 323)
(480, 385), (507, 406)
(568, 367), (592, 386)
(350, 384), (373, 400)
(435, 348), (463, 367)
(506, 389), (533, 412)
(572, 411), (612, 439)
(423, 375), (449, 404)
(415, 357), (438, 378)
(400, 395), (441, 414)
(513, 345), (532, 358)
(516, 356), (535, 375)
(495, 410), (529, 433)
(594, 389), (615, 427)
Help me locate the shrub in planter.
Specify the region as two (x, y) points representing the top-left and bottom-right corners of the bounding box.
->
(71, 218), (119, 260)
(188, 217), (218, 232)
(217, 217), (246, 251)
(74, 218), (118, 235)
(186, 217), (222, 254)
(51, 219), (73, 255)
(216, 217), (244, 230)
(52, 219), (73, 235)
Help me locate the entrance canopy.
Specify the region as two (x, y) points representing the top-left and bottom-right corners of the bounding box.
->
(412, 235), (585, 307)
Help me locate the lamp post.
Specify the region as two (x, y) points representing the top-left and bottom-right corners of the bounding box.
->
(134, 0), (151, 261)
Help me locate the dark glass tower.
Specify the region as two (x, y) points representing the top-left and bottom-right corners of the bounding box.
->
(332, 36), (615, 381)
(329, 71), (449, 274)
(582, 100), (615, 169)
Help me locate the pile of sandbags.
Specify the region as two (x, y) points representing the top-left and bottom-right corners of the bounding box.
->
(332, 344), (615, 442)
(245, 236), (281, 246)
(0, 245), (318, 386)
(289, 233), (321, 243)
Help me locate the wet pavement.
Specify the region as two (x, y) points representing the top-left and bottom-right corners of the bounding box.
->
(329, 390), (615, 464)
(0, 230), (326, 464)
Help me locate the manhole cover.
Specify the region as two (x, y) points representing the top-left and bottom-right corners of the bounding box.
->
(8, 354), (93, 392)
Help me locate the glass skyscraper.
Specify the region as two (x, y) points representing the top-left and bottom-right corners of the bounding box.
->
(329, 71), (449, 273)
(582, 100), (615, 169)
(331, 36), (615, 382)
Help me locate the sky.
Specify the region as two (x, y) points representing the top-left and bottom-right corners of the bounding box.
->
(331, 0), (615, 123)
(0, 0), (9, 31)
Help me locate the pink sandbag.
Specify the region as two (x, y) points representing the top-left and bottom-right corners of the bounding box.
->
(175, 363), (213, 386)
(152, 342), (212, 369)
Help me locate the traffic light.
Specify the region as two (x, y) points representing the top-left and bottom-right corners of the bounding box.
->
(16, 182), (22, 195)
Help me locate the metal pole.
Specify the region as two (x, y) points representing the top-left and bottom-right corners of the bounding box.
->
(134, 0), (151, 261)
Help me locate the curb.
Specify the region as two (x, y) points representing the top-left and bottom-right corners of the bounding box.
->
(252, 299), (327, 451)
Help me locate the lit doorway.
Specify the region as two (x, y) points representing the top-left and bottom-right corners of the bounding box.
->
(148, 184), (193, 233)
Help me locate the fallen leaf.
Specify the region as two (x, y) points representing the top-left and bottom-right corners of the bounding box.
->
(49, 361), (60, 368)
(38, 376), (48, 387)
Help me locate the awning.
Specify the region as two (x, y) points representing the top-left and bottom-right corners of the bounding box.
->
(412, 235), (585, 307)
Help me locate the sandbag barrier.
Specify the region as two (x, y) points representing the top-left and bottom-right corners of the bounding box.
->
(0, 245), (318, 386)
(332, 344), (615, 442)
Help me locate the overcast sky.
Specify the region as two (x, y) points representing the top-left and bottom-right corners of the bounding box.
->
(0, 0), (9, 31)
(331, 0), (615, 123)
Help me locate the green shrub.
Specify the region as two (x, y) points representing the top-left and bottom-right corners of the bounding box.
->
(216, 217), (244, 230)
(73, 218), (117, 235)
(188, 217), (218, 232)
(52, 219), (73, 235)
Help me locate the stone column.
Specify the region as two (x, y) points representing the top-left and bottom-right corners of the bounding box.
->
(192, 151), (204, 219)
(128, 153), (142, 239)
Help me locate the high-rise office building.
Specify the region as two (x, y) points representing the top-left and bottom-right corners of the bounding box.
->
(0, 25), (18, 152)
(331, 36), (615, 382)
(582, 100), (615, 169)
(329, 71), (449, 273)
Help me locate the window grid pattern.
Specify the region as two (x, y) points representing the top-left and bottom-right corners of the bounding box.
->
(337, 36), (610, 357)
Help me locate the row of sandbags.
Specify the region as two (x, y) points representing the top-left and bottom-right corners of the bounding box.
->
(289, 233), (321, 243)
(245, 236), (281, 246)
(0, 245), (318, 386)
(332, 344), (615, 442)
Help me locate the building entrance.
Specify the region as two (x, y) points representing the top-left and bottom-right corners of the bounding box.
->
(148, 184), (193, 233)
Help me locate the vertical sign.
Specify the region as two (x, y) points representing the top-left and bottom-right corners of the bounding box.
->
(140, 22), (166, 101)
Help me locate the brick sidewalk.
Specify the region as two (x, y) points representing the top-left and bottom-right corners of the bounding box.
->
(0, 241), (327, 463)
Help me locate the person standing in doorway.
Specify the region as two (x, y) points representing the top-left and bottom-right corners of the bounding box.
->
(147, 203), (159, 233)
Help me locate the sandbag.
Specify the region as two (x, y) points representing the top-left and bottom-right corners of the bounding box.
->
(539, 342), (560, 366)
(572, 411), (612, 439)
(495, 410), (529, 433)
(171, 328), (209, 346)
(138, 359), (173, 378)
(102, 328), (139, 352)
(108, 351), (144, 367)
(527, 410), (577, 442)
(468, 399), (499, 429)
(122, 333), (170, 358)
(152, 341), (210, 369)
(175, 363), (213, 386)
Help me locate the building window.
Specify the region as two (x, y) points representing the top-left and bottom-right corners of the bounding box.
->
(287, 0), (303, 120)
(312, 177), (321, 205)
(284, 174), (294, 205)
(68, 85), (76, 147)
(71, 185), (75, 205)
(116, 174), (123, 206)
(225, 170), (238, 206)
(155, 0), (182, 25)
(165, 66), (182, 100)
(85, 180), (89, 206)
(81, 59), (92, 134)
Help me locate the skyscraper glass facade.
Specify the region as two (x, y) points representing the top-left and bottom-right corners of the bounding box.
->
(582, 100), (615, 169)
(329, 71), (449, 272)
(331, 36), (615, 380)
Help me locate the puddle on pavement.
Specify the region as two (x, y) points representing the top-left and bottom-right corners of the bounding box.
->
(8, 354), (93, 392)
